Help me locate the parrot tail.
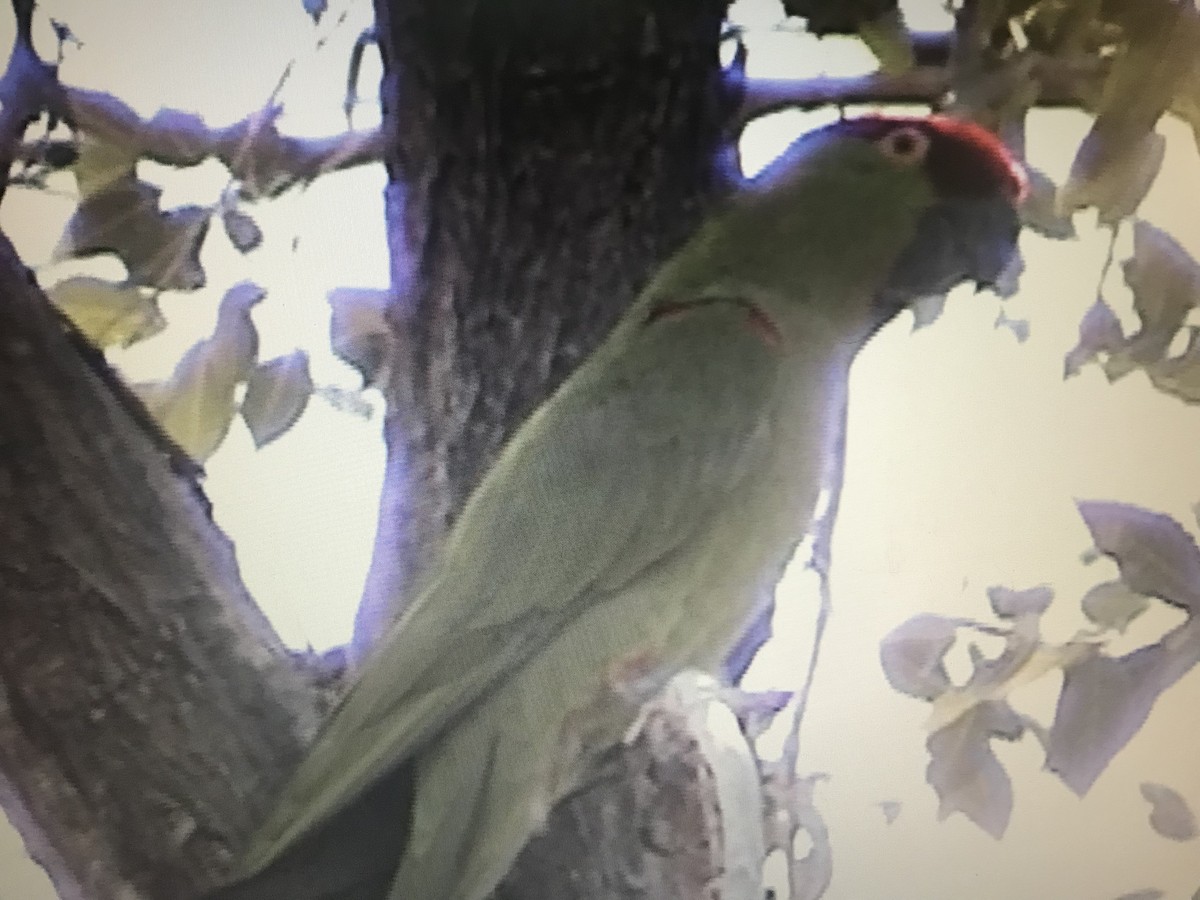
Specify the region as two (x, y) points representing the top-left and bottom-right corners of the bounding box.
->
(200, 760), (415, 900)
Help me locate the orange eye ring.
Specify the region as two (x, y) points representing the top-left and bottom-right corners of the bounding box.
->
(876, 125), (930, 165)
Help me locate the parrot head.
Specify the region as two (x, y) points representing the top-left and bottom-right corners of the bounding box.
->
(658, 113), (1026, 344)
(828, 115), (1026, 325)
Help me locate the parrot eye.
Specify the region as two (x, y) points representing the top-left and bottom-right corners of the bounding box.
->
(876, 126), (930, 165)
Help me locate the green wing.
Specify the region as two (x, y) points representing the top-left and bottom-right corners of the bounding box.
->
(238, 296), (783, 873)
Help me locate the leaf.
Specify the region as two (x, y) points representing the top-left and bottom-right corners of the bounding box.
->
(1059, 1), (1196, 224)
(47, 276), (165, 348)
(1146, 326), (1200, 404)
(328, 287), (394, 387)
(994, 307), (1029, 343)
(1076, 501), (1200, 612)
(1064, 297), (1125, 378)
(1020, 168), (1076, 240)
(879, 614), (958, 701)
(858, 7), (913, 74)
(1140, 782), (1198, 841)
(134, 282), (263, 461)
(929, 624), (1090, 735)
(56, 180), (210, 290)
(1048, 619), (1200, 795)
(71, 137), (138, 199)
(1058, 128), (1164, 225)
(242, 351), (314, 449)
(1111, 221), (1200, 375)
(144, 109), (210, 166)
(1081, 580), (1151, 633)
(222, 207), (263, 254)
(987, 584), (1052, 620)
(1097, 2), (1198, 138)
(926, 700), (1022, 839)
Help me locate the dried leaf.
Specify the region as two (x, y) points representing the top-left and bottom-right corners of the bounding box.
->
(1146, 326), (1200, 403)
(879, 614), (957, 701)
(1140, 782), (1198, 841)
(1020, 168), (1076, 240)
(56, 180), (210, 290)
(242, 351), (314, 448)
(47, 276), (165, 348)
(929, 624), (1089, 734)
(1115, 221), (1200, 372)
(858, 7), (913, 74)
(1048, 619), (1200, 795)
(144, 109), (210, 166)
(134, 282), (263, 461)
(988, 584), (1052, 620)
(222, 207), (263, 254)
(994, 307), (1029, 342)
(1064, 297), (1125, 378)
(1096, 2), (1197, 137)
(71, 137), (138, 199)
(1081, 580), (1151, 633)
(328, 287), (394, 387)
(1058, 128), (1164, 225)
(1077, 501), (1200, 612)
(1061, 1), (1197, 224)
(926, 701), (1021, 839)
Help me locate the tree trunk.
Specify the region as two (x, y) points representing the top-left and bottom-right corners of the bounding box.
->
(0, 2), (762, 897)
(356, 3), (758, 897)
(0, 232), (329, 898)
(357, 0), (738, 646)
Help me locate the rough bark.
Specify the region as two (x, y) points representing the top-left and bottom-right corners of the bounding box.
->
(0, 2), (763, 897)
(0, 231), (327, 899)
(354, 3), (757, 897)
(347, 3), (766, 897)
(357, 0), (739, 646)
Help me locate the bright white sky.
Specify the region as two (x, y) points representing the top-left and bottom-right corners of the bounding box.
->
(1, 1), (1199, 898)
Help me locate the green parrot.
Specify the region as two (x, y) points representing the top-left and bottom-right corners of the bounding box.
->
(206, 114), (1024, 900)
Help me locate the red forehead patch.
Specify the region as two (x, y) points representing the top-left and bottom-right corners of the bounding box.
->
(839, 114), (1027, 205)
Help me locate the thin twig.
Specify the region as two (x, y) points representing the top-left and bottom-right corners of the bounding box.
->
(0, 0), (70, 203)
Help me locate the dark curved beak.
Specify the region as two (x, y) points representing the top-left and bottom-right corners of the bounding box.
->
(882, 196), (1022, 301)
(952, 196), (1023, 292)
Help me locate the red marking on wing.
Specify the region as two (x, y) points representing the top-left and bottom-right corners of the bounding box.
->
(644, 297), (782, 349)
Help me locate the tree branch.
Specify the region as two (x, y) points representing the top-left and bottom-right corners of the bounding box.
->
(34, 86), (385, 198)
(736, 51), (1109, 131)
(0, 0), (70, 201)
(0, 229), (328, 898)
